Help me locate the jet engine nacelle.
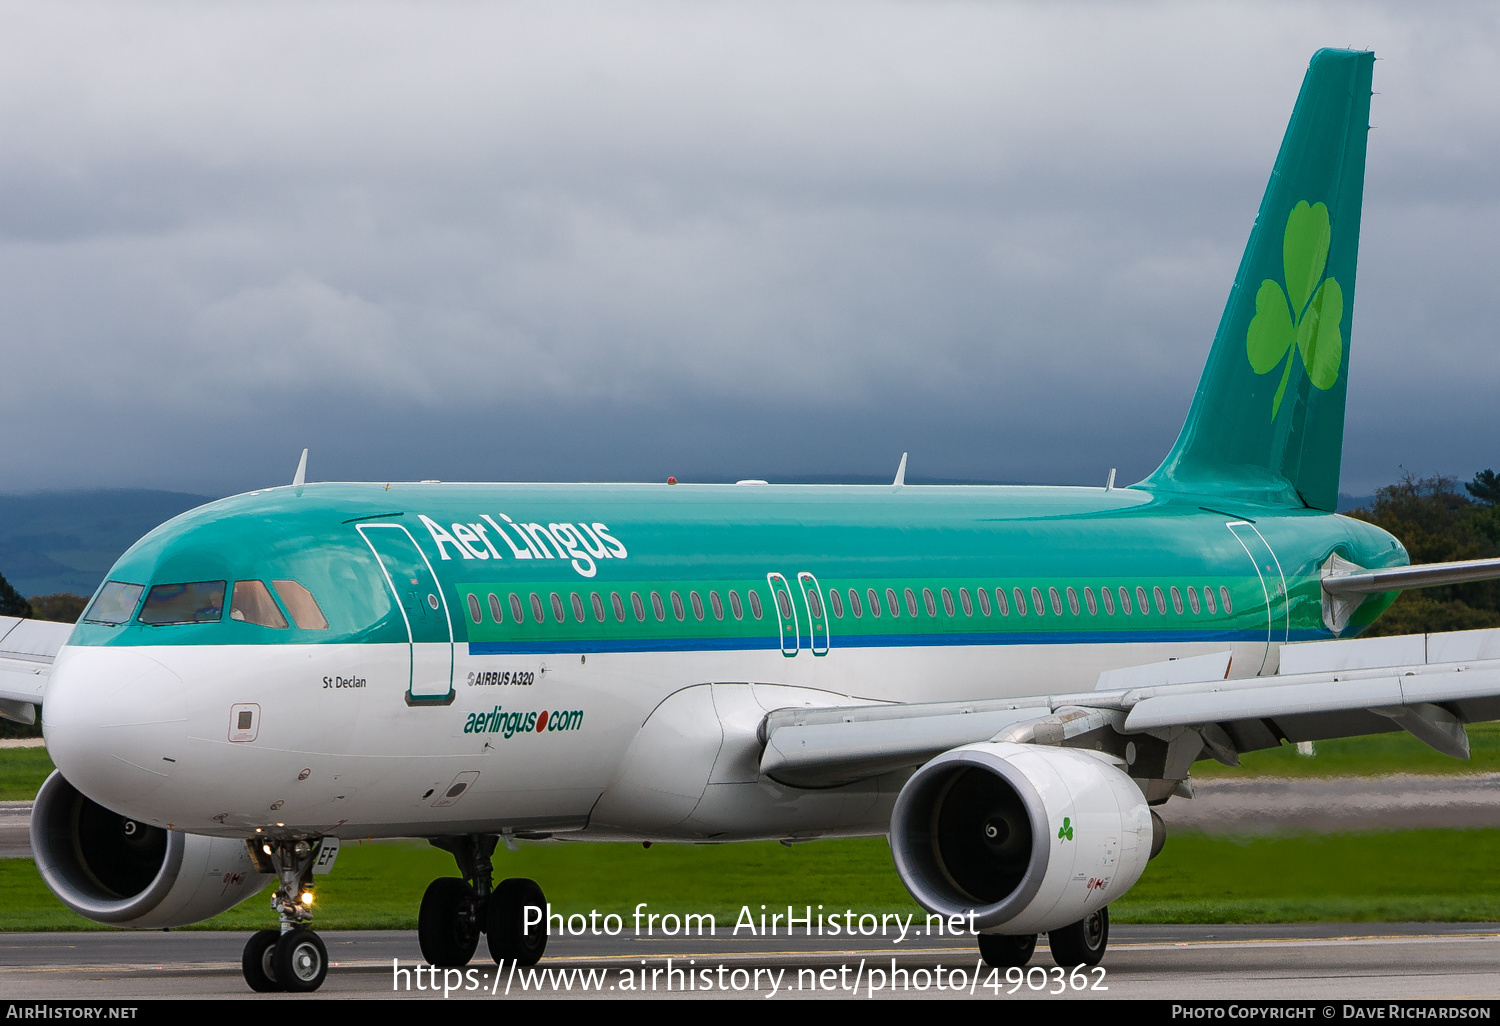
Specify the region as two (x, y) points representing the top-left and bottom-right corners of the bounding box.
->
(31, 771), (272, 929)
(890, 741), (1152, 935)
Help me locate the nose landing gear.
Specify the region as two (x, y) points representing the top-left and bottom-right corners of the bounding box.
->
(419, 834), (548, 968)
(241, 838), (329, 993)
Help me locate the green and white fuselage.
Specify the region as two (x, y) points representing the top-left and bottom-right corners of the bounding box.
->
(43, 478), (1404, 842)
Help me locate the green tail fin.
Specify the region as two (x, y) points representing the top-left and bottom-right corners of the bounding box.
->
(1142, 49), (1373, 511)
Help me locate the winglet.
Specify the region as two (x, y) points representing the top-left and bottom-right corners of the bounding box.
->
(292, 448), (308, 488)
(893, 452), (908, 487)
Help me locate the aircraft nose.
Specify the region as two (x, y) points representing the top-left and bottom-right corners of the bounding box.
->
(43, 647), (187, 815)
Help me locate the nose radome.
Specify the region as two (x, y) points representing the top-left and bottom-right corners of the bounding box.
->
(44, 647), (187, 817)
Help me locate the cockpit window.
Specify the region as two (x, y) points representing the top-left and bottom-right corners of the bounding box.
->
(230, 580), (288, 629)
(138, 581), (226, 625)
(83, 581), (144, 625)
(272, 580), (329, 630)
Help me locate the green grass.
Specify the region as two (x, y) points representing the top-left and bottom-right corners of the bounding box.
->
(0, 747), (53, 800)
(7, 828), (1500, 931)
(1192, 720), (1500, 778)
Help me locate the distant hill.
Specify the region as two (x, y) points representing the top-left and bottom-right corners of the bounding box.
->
(0, 490), (214, 599)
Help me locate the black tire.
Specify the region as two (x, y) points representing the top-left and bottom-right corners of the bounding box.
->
(272, 929), (328, 992)
(1048, 906), (1109, 967)
(978, 932), (1037, 968)
(486, 877), (548, 966)
(242, 929), (282, 992)
(419, 877), (480, 967)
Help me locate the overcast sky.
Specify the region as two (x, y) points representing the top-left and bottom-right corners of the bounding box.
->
(1, 1), (1496, 498)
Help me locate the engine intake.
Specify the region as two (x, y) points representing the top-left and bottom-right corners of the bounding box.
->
(31, 770), (271, 928)
(890, 741), (1151, 934)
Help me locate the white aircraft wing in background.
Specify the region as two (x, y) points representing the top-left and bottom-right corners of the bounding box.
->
(0, 616), (74, 724)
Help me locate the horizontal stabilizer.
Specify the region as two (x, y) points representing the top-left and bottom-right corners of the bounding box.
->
(1324, 556), (1500, 596)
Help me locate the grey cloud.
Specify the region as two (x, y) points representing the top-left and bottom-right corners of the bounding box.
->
(0, 1), (1497, 499)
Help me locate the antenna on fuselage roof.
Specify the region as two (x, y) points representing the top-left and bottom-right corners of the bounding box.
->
(1105, 468), (1116, 492)
(893, 452), (908, 487)
(292, 448), (308, 489)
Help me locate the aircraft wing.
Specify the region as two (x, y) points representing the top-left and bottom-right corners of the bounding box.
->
(0, 616), (74, 725)
(759, 627), (1500, 788)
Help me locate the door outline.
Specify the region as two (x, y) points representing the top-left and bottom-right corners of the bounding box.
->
(796, 572), (830, 656)
(1226, 521), (1289, 675)
(766, 572), (800, 657)
(358, 522), (455, 704)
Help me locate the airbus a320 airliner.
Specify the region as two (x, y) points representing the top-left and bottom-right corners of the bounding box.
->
(4, 48), (1500, 993)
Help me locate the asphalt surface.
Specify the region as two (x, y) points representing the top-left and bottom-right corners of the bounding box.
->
(2, 925), (1498, 1000)
(1154, 773), (1500, 834)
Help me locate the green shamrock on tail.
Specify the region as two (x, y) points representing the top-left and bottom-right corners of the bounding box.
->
(1058, 817), (1074, 841)
(1245, 200), (1344, 418)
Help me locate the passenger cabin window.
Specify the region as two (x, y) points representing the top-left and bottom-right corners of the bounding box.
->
(1049, 586), (1063, 616)
(1101, 587), (1115, 615)
(828, 589), (843, 619)
(592, 592), (606, 622)
(1083, 587), (1096, 616)
(232, 581), (288, 629)
(1014, 588), (1027, 616)
(1031, 587), (1045, 617)
(530, 594), (546, 623)
(1203, 586), (1217, 615)
(1118, 587), (1132, 615)
(1187, 587), (1200, 615)
(670, 591), (685, 621)
(867, 588), (881, 618)
(651, 591), (666, 621)
(139, 581), (226, 625)
(807, 588), (823, 618)
(958, 588), (971, 616)
(571, 593), (586, 623)
(612, 592), (626, 622)
(848, 588), (862, 618)
(992, 588), (1006, 616)
(631, 592), (646, 622)
(1219, 586), (1232, 614)
(1135, 586), (1149, 615)
(905, 588), (919, 617)
(84, 581), (144, 625)
(730, 591), (744, 620)
(551, 593), (566, 623)
(691, 591), (705, 621)
(976, 587), (991, 617)
(748, 590), (763, 619)
(776, 590), (793, 620)
(272, 581), (328, 630)
(1067, 587), (1080, 616)
(1153, 586), (1167, 615)
(465, 593), (482, 625)
(885, 588), (900, 618)
(940, 588), (954, 617)
(510, 594), (525, 623)
(488, 593), (504, 624)
(710, 591), (724, 620)
(1171, 586), (1184, 615)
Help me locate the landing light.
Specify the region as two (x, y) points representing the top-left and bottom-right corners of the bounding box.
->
(300, 891), (314, 906)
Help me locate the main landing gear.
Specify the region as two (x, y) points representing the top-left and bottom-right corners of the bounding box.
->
(978, 906), (1110, 970)
(242, 838), (329, 993)
(419, 834), (548, 968)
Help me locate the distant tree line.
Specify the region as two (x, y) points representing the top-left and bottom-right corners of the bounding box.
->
(1346, 469), (1500, 636)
